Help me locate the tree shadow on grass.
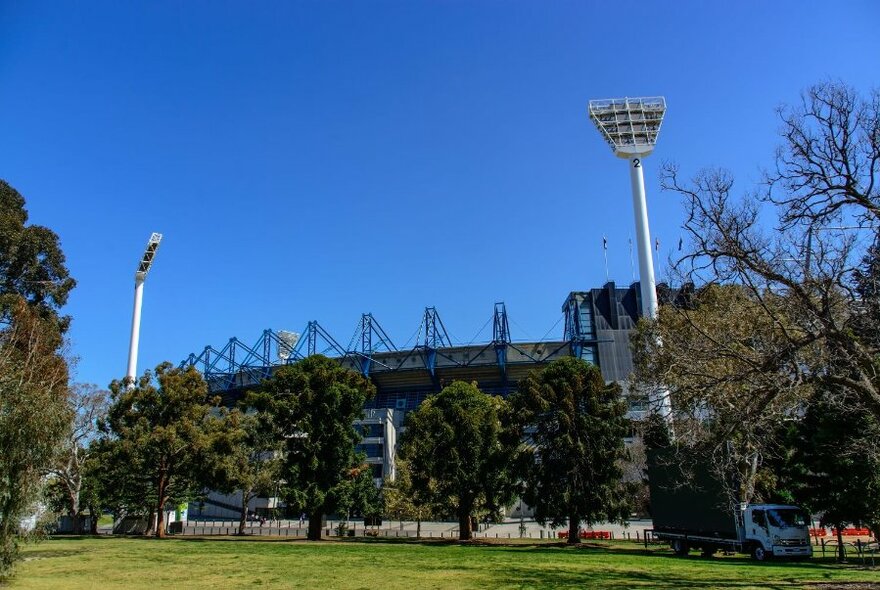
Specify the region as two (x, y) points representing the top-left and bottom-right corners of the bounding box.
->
(490, 564), (880, 589)
(153, 535), (880, 579)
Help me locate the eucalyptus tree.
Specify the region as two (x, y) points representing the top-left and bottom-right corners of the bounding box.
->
(0, 179), (75, 578)
(103, 363), (223, 538)
(0, 299), (70, 577)
(0, 179), (76, 331)
(44, 383), (109, 532)
(208, 408), (281, 535)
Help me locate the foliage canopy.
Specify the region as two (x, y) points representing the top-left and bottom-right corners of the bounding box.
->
(399, 380), (515, 541)
(510, 357), (630, 543)
(256, 355), (376, 540)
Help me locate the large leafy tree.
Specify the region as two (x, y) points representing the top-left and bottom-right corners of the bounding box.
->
(0, 179), (76, 331)
(102, 363), (223, 538)
(208, 408), (281, 535)
(0, 180), (75, 579)
(632, 83), (880, 509)
(43, 383), (109, 532)
(86, 435), (153, 526)
(382, 459), (438, 538)
(654, 82), (880, 424)
(632, 284), (808, 504)
(399, 381), (514, 541)
(257, 355), (375, 541)
(509, 357), (630, 544)
(787, 390), (880, 560)
(335, 465), (382, 523)
(0, 299), (70, 577)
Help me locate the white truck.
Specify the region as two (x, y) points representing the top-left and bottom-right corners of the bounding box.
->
(647, 453), (812, 560)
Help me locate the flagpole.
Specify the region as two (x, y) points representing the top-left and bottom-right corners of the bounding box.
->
(603, 236), (609, 282)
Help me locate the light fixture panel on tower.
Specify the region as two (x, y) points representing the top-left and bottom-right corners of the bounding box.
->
(135, 232), (163, 280)
(588, 97), (666, 158)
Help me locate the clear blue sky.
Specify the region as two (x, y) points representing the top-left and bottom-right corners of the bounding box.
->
(1, 1), (878, 388)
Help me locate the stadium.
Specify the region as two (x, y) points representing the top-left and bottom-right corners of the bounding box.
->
(180, 282), (647, 518)
(166, 97), (669, 519)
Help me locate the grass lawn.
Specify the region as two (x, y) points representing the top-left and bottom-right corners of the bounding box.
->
(7, 536), (879, 589)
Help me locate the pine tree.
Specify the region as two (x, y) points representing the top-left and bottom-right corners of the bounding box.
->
(510, 357), (630, 544)
(257, 355), (375, 540)
(399, 381), (515, 541)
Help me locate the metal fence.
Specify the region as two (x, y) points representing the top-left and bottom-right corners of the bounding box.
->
(173, 523), (644, 541)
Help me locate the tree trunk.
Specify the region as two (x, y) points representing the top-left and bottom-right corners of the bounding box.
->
(567, 513), (580, 545)
(458, 508), (472, 541)
(155, 471), (168, 538)
(836, 524), (846, 562)
(67, 488), (81, 533)
(239, 488), (251, 536)
(156, 501), (167, 538)
(89, 512), (98, 535)
(416, 518), (421, 539)
(307, 511), (322, 541)
(67, 508), (81, 535)
(145, 510), (156, 536)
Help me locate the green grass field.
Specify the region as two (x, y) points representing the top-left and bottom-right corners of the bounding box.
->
(7, 536), (879, 589)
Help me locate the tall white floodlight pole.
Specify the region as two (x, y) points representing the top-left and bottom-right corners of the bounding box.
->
(126, 232), (163, 384)
(588, 97), (672, 424)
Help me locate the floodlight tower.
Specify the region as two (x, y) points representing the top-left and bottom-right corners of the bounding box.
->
(588, 96), (672, 423)
(126, 232), (163, 384)
(589, 96), (666, 319)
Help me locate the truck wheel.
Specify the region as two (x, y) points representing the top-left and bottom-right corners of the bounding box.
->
(671, 539), (689, 556)
(701, 545), (716, 557)
(751, 545), (769, 561)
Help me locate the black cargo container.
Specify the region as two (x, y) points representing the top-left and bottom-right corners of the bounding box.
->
(647, 448), (739, 540)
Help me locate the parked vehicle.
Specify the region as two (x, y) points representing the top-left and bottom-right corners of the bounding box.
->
(647, 451), (812, 560)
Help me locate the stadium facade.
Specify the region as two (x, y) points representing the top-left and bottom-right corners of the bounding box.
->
(183, 281), (649, 518)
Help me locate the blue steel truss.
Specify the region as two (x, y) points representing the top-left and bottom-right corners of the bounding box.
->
(492, 302), (510, 382)
(417, 306), (451, 378)
(420, 307), (451, 349)
(346, 313), (397, 376)
(179, 334), (275, 392)
(178, 323), (345, 390)
(297, 321), (347, 358)
(180, 302), (576, 391)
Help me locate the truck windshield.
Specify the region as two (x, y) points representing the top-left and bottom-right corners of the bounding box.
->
(767, 509), (808, 528)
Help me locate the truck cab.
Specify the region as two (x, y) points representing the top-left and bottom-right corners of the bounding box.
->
(740, 504), (812, 560)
